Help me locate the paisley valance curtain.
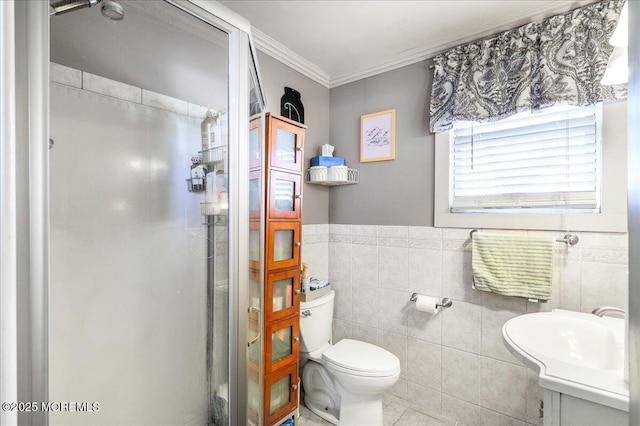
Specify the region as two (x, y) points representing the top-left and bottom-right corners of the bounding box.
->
(429, 0), (626, 133)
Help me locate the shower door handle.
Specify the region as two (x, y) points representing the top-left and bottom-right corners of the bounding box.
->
(247, 333), (260, 347)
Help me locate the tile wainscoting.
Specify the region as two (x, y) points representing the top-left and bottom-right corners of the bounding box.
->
(301, 224), (628, 426)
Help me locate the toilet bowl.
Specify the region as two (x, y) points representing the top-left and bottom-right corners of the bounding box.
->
(300, 291), (400, 425)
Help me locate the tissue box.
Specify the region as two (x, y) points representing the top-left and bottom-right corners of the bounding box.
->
(310, 156), (345, 167)
(300, 283), (331, 302)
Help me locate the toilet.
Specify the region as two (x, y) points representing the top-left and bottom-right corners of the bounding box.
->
(299, 290), (400, 425)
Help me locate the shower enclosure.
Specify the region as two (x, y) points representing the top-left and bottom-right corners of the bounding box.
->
(1, 1), (265, 425)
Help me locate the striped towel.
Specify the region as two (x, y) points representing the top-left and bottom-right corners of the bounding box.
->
(472, 233), (553, 301)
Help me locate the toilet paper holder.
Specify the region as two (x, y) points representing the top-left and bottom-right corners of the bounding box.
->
(410, 293), (453, 309)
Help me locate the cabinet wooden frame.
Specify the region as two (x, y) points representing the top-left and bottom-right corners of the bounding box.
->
(266, 113), (306, 173)
(268, 170), (302, 220)
(264, 315), (300, 374)
(266, 221), (301, 271)
(264, 363), (299, 426)
(265, 267), (301, 323)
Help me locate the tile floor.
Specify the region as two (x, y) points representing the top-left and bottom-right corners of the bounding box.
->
(297, 393), (461, 426)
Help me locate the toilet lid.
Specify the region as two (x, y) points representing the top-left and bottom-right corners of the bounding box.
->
(322, 339), (400, 376)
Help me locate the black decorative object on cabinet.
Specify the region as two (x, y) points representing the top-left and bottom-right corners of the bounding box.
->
(280, 87), (305, 124)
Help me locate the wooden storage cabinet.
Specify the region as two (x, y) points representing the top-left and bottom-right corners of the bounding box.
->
(267, 115), (305, 172)
(268, 170), (302, 220)
(266, 221), (301, 271)
(258, 113), (306, 425)
(265, 268), (301, 323)
(264, 363), (299, 426)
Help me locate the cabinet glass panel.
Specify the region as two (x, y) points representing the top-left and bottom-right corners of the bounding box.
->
(248, 376), (260, 419)
(272, 277), (294, 313)
(273, 230), (293, 261)
(250, 274), (260, 312)
(269, 171), (301, 220)
(249, 127), (260, 164)
(250, 177), (260, 213)
(275, 129), (296, 163)
(271, 326), (292, 363)
(274, 178), (294, 212)
(269, 374), (291, 415)
(249, 229), (260, 262)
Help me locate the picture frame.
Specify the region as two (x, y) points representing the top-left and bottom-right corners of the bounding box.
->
(360, 109), (396, 162)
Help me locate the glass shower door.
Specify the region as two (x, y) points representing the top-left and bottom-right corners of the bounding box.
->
(48, 1), (238, 424)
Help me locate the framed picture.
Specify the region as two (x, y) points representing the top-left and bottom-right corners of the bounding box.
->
(360, 109), (396, 162)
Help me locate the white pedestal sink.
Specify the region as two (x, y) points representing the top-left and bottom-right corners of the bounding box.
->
(502, 309), (629, 426)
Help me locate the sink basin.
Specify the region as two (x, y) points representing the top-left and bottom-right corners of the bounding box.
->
(504, 312), (621, 370)
(503, 309), (628, 411)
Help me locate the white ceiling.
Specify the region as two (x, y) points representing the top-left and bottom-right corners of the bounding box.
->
(220, 0), (593, 88)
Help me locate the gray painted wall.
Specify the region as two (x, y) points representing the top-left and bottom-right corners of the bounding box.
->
(329, 60), (434, 226)
(257, 51), (330, 224)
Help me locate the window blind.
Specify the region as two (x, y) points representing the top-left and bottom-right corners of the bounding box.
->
(450, 104), (601, 212)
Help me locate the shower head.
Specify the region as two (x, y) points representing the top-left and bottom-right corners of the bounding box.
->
(101, 0), (125, 21)
(49, 0), (102, 16)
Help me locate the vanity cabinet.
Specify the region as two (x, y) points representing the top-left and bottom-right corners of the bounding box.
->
(543, 390), (628, 426)
(251, 113), (305, 426)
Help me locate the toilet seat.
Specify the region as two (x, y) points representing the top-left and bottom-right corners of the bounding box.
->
(322, 339), (400, 377)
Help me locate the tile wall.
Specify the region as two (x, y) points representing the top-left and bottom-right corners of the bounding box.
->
(301, 224), (628, 426)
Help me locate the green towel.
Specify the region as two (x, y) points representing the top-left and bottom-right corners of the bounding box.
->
(472, 233), (553, 300)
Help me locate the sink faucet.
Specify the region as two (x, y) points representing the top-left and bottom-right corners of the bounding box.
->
(591, 306), (625, 318)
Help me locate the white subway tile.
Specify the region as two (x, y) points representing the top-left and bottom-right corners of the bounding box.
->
(408, 226), (442, 241)
(50, 62), (82, 88)
(351, 285), (378, 328)
(328, 242), (351, 282)
(408, 248), (442, 297)
(142, 89), (188, 115)
(378, 288), (408, 335)
(378, 330), (407, 380)
(187, 103), (209, 119)
(441, 394), (480, 426)
(408, 382), (443, 417)
(352, 243), (378, 285)
(351, 323), (378, 345)
(378, 225), (408, 238)
(407, 338), (442, 391)
(481, 307), (524, 364)
(407, 306), (442, 344)
(442, 301), (481, 353)
(580, 262), (628, 312)
(379, 246), (408, 291)
(442, 347), (480, 404)
(83, 72), (141, 103)
(352, 224), (377, 237)
(480, 357), (528, 420)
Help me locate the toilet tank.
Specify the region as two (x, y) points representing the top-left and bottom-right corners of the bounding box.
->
(299, 290), (335, 354)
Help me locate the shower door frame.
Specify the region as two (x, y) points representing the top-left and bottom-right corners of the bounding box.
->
(3, 1), (266, 425)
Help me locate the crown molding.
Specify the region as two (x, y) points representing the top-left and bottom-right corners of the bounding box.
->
(252, 28), (331, 88)
(253, 0), (594, 89)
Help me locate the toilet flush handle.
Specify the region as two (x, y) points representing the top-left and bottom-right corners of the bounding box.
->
(301, 310), (311, 317)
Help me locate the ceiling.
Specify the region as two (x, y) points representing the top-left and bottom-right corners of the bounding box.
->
(220, 0), (593, 88)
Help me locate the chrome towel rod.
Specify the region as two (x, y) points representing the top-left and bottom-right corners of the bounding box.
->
(469, 229), (579, 245)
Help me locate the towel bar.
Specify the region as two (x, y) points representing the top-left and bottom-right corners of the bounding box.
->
(469, 229), (579, 246)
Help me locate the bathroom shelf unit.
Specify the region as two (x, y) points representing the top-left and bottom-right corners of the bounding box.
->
(305, 168), (359, 186)
(249, 113), (306, 426)
(199, 144), (228, 167)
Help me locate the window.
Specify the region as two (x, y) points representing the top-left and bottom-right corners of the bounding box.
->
(450, 104), (601, 213)
(434, 101), (627, 232)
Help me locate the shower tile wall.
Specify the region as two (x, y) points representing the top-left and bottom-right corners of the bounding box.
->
(314, 224), (628, 426)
